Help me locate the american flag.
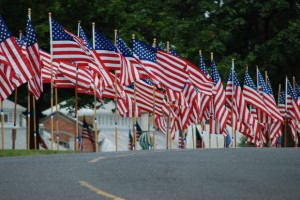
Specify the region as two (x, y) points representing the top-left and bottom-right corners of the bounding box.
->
(225, 69), (259, 138)
(186, 59), (214, 96)
(40, 49), (60, 83)
(116, 36), (141, 86)
(155, 115), (167, 135)
(195, 126), (204, 148)
(94, 30), (121, 71)
(278, 89), (288, 117)
(295, 83), (300, 102)
(58, 62), (92, 90)
(211, 60), (229, 134)
(156, 49), (189, 92)
(128, 129), (133, 151)
(135, 79), (164, 116)
(78, 25), (93, 50)
(257, 70), (283, 123)
(0, 63), (14, 101)
(132, 39), (161, 86)
(26, 18), (43, 99)
(54, 71), (74, 88)
(199, 55), (210, 77)
(178, 131), (185, 149)
(50, 18), (94, 64)
(181, 83), (197, 107)
(135, 42), (188, 92)
(243, 71), (271, 118)
(117, 92), (141, 118)
(78, 25), (114, 90)
(0, 16), (33, 88)
(286, 78), (300, 124)
(81, 117), (95, 146)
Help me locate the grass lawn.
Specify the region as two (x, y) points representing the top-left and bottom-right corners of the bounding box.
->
(0, 149), (76, 157)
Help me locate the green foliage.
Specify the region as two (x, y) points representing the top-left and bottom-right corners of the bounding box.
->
(0, 149), (76, 157)
(0, 0), (299, 109)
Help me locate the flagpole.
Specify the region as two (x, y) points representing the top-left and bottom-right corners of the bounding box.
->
(133, 81), (137, 150)
(255, 66), (262, 147)
(27, 8), (36, 150)
(292, 76), (298, 147)
(27, 9), (31, 150)
(231, 59), (236, 148)
(114, 29), (119, 152)
(32, 96), (37, 150)
(12, 87), (17, 150)
(265, 71), (271, 147)
(192, 124), (195, 149)
(284, 76), (288, 147)
(278, 84), (283, 148)
(152, 38), (157, 150)
(92, 22), (98, 152)
(75, 63), (79, 151)
(12, 30), (23, 150)
(49, 12), (54, 150)
(1, 100), (4, 150)
(131, 34), (138, 150)
(211, 52), (218, 148)
(55, 87), (59, 150)
(166, 41), (172, 149)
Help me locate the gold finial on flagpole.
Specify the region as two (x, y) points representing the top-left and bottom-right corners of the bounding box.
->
(28, 8), (31, 15)
(166, 41), (170, 53)
(199, 50), (202, 56)
(132, 34), (135, 40)
(114, 30), (117, 46)
(211, 52), (213, 61)
(153, 38), (156, 48)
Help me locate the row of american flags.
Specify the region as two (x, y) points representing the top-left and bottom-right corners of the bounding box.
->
(1, 12), (300, 148)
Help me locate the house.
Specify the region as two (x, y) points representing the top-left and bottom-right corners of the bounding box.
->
(40, 101), (182, 152)
(0, 99), (27, 149)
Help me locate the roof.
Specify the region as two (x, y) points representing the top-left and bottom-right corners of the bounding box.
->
(1, 99), (26, 111)
(42, 101), (115, 116)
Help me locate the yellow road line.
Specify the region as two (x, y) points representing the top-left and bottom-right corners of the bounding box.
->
(80, 181), (125, 200)
(89, 156), (105, 163)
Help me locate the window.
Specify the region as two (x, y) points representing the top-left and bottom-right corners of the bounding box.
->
(4, 114), (8, 123)
(109, 116), (113, 125)
(8, 112), (13, 123)
(19, 114), (23, 127)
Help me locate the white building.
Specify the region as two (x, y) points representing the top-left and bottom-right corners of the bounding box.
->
(0, 99), (27, 149)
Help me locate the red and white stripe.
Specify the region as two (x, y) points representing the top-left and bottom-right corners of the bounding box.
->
(0, 36), (33, 87)
(186, 61), (214, 96)
(95, 49), (121, 71)
(213, 78), (229, 134)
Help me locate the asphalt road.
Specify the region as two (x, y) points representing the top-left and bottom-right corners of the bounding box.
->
(0, 148), (300, 200)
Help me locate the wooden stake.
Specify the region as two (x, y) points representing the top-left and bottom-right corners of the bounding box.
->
(49, 12), (54, 150)
(284, 77), (288, 147)
(27, 9), (31, 149)
(33, 97), (37, 150)
(75, 64), (78, 151)
(152, 38), (157, 150)
(114, 29), (119, 152)
(265, 71), (271, 147)
(278, 84), (282, 147)
(55, 87), (59, 150)
(92, 22), (98, 153)
(231, 59), (236, 148)
(94, 85), (98, 152)
(27, 91), (30, 149)
(147, 113), (151, 149)
(1, 100), (4, 150)
(292, 76), (298, 147)
(192, 124), (195, 149)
